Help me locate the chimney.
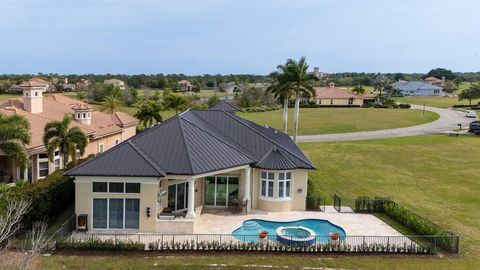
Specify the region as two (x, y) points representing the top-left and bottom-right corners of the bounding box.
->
(72, 103), (93, 125)
(313, 67), (320, 78)
(19, 79), (48, 114)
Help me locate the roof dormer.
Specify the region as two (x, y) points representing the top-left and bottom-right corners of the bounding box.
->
(72, 103), (93, 125)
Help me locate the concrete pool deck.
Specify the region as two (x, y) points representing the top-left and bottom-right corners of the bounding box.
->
(195, 207), (404, 237)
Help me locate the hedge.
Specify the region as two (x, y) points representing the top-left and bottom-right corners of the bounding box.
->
(57, 239), (145, 251)
(0, 170), (74, 227)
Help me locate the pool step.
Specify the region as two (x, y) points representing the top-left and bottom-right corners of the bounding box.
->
(243, 220), (260, 230)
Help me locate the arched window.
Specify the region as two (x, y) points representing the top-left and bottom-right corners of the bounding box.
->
(83, 113), (86, 118)
(77, 113), (80, 118)
(35, 91), (38, 96)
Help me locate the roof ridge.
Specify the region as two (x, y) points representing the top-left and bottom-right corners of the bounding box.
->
(127, 141), (165, 176)
(182, 112), (256, 160)
(177, 118), (195, 174)
(181, 116), (256, 162)
(254, 147), (274, 166)
(222, 111), (312, 166)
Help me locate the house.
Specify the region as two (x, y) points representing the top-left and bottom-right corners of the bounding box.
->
(66, 101), (315, 234)
(424, 76), (446, 87)
(0, 81), (138, 183)
(178, 80), (193, 92)
(8, 78), (53, 93)
(313, 83), (364, 106)
(104, 79), (126, 90)
(391, 81), (443, 96)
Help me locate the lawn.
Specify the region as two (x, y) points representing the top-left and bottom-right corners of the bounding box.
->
(0, 93), (21, 102)
(238, 108), (439, 135)
(396, 96), (480, 108)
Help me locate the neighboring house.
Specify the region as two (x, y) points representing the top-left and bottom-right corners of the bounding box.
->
(8, 78), (52, 93)
(313, 83), (364, 106)
(312, 67), (329, 80)
(424, 76), (446, 87)
(222, 82), (239, 93)
(67, 101), (315, 234)
(391, 81), (443, 96)
(0, 80), (138, 183)
(178, 80), (193, 92)
(104, 79), (126, 90)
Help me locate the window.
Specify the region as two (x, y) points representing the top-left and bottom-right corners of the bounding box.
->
(125, 199), (140, 229)
(319, 99), (322, 105)
(278, 172), (291, 198)
(261, 172), (274, 198)
(77, 113), (80, 118)
(204, 176), (239, 206)
(93, 198), (108, 229)
(93, 182), (108, 192)
(109, 182), (124, 193)
(98, 144), (104, 153)
(348, 98), (353, 105)
(115, 139), (120, 145)
(330, 99), (333, 105)
(83, 113), (86, 118)
(126, 183), (140, 193)
(54, 151), (61, 170)
(109, 199), (124, 229)
(38, 153), (49, 178)
(168, 182), (188, 211)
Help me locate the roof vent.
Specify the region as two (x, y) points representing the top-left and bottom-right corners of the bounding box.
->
(264, 125), (269, 129)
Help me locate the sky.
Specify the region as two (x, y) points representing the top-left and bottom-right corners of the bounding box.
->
(0, 0), (479, 75)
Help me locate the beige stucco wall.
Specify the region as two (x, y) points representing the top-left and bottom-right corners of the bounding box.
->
(251, 169), (308, 212)
(315, 98), (363, 106)
(74, 176), (160, 233)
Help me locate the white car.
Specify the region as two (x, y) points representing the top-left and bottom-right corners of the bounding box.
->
(466, 111), (477, 118)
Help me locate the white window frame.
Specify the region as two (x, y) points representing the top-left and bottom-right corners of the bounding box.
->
(278, 172), (291, 198)
(37, 153), (49, 179)
(92, 198), (140, 230)
(98, 143), (104, 153)
(260, 171), (275, 199)
(54, 151), (61, 171)
(92, 182), (141, 194)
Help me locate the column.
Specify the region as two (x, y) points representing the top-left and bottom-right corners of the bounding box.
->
(186, 178), (196, 219)
(243, 167), (251, 213)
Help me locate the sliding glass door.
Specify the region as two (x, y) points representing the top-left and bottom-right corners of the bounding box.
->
(204, 176), (239, 206)
(168, 182), (189, 212)
(93, 198), (139, 230)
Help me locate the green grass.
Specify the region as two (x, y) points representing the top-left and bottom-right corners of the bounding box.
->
(238, 108), (439, 135)
(0, 93), (22, 102)
(396, 96), (480, 108)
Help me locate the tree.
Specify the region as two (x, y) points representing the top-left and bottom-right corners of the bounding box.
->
(458, 84), (480, 106)
(43, 115), (88, 167)
(267, 71), (293, 133)
(207, 95), (221, 108)
(373, 74), (387, 96)
(351, 85), (366, 95)
(443, 81), (458, 94)
(134, 100), (163, 127)
(101, 95), (123, 113)
(0, 114), (31, 171)
(425, 68), (456, 81)
(270, 57), (317, 141)
(164, 93), (187, 115)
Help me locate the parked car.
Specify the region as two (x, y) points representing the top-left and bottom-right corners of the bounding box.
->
(466, 111), (477, 118)
(468, 121), (480, 135)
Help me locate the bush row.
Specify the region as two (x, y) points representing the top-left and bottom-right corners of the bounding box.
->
(306, 196), (325, 211)
(0, 170), (74, 227)
(57, 239), (145, 251)
(244, 105), (281, 112)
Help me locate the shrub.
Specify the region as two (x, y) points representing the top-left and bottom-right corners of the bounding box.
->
(57, 239), (145, 251)
(1, 170), (74, 227)
(399, 103), (411, 109)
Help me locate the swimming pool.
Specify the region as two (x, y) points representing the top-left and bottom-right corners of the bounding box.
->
(232, 219), (346, 244)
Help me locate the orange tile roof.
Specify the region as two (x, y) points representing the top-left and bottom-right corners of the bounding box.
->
(424, 76), (443, 83)
(71, 102), (92, 110)
(315, 86), (359, 99)
(0, 94), (138, 151)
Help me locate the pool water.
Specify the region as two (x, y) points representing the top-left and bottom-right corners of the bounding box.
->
(232, 219), (346, 243)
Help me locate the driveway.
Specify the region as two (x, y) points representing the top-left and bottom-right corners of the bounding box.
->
(296, 105), (473, 142)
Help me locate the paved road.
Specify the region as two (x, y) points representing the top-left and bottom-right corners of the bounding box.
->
(296, 105), (473, 142)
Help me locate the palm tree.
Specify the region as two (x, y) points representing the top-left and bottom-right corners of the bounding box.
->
(0, 114), (31, 170)
(272, 57), (317, 142)
(134, 100), (163, 127)
(43, 115), (88, 168)
(164, 93), (187, 115)
(101, 95), (123, 113)
(267, 72), (293, 134)
(351, 85), (366, 96)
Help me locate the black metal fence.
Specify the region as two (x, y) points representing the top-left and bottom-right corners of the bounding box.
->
(333, 194), (341, 212)
(56, 233), (458, 254)
(306, 196), (325, 211)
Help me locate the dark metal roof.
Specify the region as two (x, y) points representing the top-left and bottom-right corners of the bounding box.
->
(391, 81), (443, 91)
(209, 100), (242, 112)
(254, 148), (298, 170)
(67, 109), (315, 177)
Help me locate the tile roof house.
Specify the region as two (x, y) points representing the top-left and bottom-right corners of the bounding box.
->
(67, 102), (315, 234)
(424, 76), (446, 87)
(313, 83), (371, 106)
(0, 82), (138, 183)
(178, 80), (193, 92)
(391, 81), (443, 96)
(104, 78), (126, 90)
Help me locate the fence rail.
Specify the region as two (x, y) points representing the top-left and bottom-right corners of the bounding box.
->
(56, 232), (458, 254)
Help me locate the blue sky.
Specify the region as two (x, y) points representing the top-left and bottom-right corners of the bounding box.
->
(0, 0), (479, 75)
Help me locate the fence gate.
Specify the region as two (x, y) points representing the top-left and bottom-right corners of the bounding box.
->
(334, 194), (341, 212)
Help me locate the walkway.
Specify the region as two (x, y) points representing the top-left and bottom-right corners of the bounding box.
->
(296, 105), (472, 142)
